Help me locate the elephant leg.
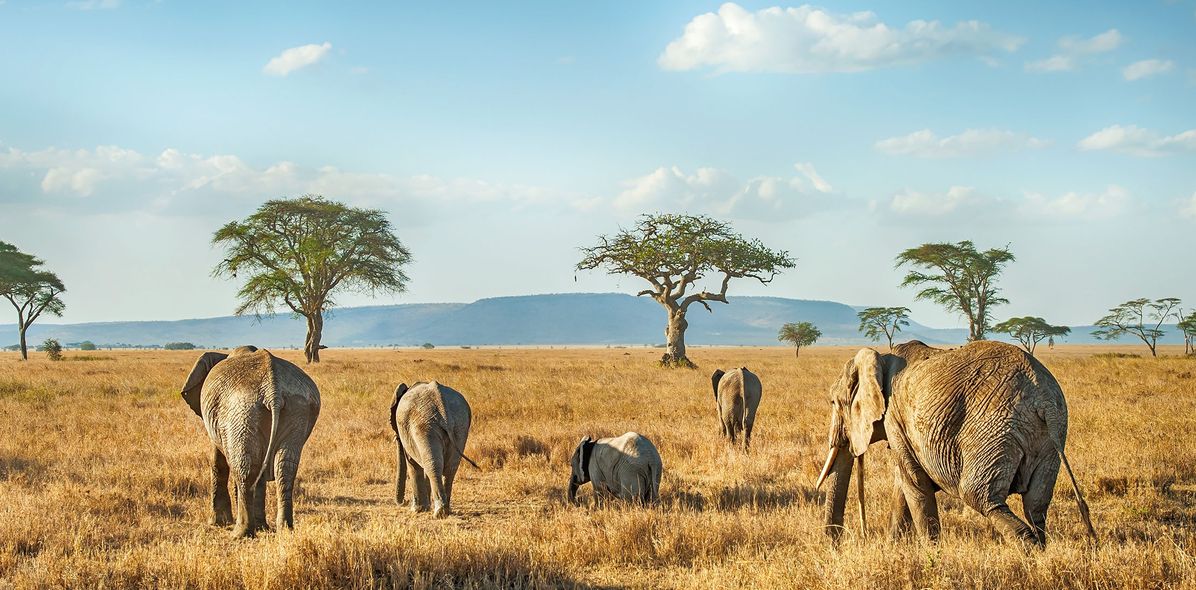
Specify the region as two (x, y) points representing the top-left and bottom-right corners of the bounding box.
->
(409, 458), (430, 512)
(231, 476), (256, 539)
(443, 447), (463, 514)
(1022, 454), (1061, 546)
(424, 437), (449, 518)
(274, 447), (300, 530)
(251, 472), (270, 533)
(209, 448), (234, 526)
(743, 414), (755, 450)
(963, 458), (1039, 546)
(888, 428), (940, 540)
(889, 472), (913, 538)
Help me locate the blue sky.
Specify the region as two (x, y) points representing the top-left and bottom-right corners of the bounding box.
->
(1, 1), (1194, 329)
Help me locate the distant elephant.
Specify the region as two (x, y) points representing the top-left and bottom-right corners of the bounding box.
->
(181, 346), (321, 538)
(815, 340), (1095, 546)
(711, 367), (761, 448)
(389, 381), (474, 518)
(568, 432), (662, 505)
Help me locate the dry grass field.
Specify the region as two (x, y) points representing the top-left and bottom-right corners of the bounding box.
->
(1, 344), (1195, 589)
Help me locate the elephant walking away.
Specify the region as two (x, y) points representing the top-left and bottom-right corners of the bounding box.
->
(181, 346), (321, 538)
(390, 381), (474, 518)
(711, 367), (761, 448)
(815, 340), (1096, 546)
(568, 432), (662, 505)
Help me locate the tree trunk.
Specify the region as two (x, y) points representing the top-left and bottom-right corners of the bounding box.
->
(660, 310), (689, 366)
(304, 313), (324, 363)
(795, 346), (800, 358)
(18, 325), (28, 361)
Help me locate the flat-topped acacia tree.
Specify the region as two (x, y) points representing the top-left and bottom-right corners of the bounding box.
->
(0, 241), (66, 360)
(578, 213), (795, 367)
(213, 195), (412, 363)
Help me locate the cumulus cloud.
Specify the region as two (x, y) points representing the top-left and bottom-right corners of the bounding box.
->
(887, 186), (983, 216)
(614, 162), (835, 220)
(1078, 125), (1196, 156)
(263, 42), (332, 76)
(1122, 59), (1174, 81)
(658, 3), (1022, 74)
(1019, 185), (1129, 220)
(1025, 29), (1122, 72)
(874, 128), (1048, 158)
(884, 184), (1130, 221)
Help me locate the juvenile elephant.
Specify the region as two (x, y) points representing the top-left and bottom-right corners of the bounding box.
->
(181, 346), (321, 538)
(389, 381), (473, 518)
(568, 432), (662, 505)
(815, 340), (1096, 546)
(711, 367), (761, 448)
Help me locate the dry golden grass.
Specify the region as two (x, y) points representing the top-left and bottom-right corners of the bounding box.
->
(1, 344), (1195, 589)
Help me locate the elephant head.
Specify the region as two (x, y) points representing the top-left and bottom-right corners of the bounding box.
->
(181, 352), (229, 417)
(567, 436), (595, 504)
(815, 348), (892, 540)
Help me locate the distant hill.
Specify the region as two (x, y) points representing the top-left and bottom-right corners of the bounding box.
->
(0, 293), (1183, 348)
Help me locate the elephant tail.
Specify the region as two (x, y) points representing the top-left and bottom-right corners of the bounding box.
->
(1043, 404), (1098, 543)
(253, 392), (284, 489)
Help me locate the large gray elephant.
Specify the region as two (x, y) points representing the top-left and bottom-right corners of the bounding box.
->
(568, 432), (662, 505)
(389, 381), (473, 518)
(815, 340), (1096, 546)
(181, 346), (321, 538)
(711, 367), (761, 448)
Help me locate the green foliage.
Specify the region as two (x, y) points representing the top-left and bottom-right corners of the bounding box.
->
(78, 341), (97, 351)
(212, 195), (412, 362)
(0, 241), (66, 360)
(163, 342), (197, 350)
(421, 342), (435, 349)
(856, 306), (911, 349)
(778, 321), (821, 357)
(1178, 312), (1196, 356)
(896, 241), (1014, 342)
(992, 316), (1070, 355)
(1093, 298), (1181, 358)
(40, 338), (63, 361)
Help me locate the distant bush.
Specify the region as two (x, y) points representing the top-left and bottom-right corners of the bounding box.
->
(41, 338), (63, 361)
(163, 342), (197, 350)
(1094, 352), (1140, 359)
(79, 341), (97, 351)
(421, 342), (435, 349)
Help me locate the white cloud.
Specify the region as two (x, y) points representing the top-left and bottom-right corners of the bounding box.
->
(885, 184), (1130, 221)
(1122, 59), (1174, 81)
(1078, 125), (1196, 156)
(614, 162), (836, 220)
(658, 3), (1022, 74)
(1019, 185), (1128, 220)
(875, 128), (1048, 158)
(1025, 29), (1122, 73)
(1180, 193), (1196, 219)
(888, 186), (982, 216)
(263, 42), (332, 76)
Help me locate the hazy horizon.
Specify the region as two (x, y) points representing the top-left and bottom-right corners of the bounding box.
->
(2, 2), (1193, 329)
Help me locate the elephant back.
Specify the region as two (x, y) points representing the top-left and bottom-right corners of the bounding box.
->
(395, 381), (471, 432)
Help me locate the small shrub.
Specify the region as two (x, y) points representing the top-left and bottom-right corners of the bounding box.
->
(421, 343), (435, 349)
(78, 341), (97, 351)
(41, 339), (63, 361)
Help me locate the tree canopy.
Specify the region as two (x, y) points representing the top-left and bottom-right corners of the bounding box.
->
(992, 316), (1070, 356)
(1093, 297), (1181, 357)
(577, 213), (794, 366)
(778, 321), (821, 358)
(1177, 311), (1196, 356)
(857, 306), (911, 350)
(213, 195), (412, 363)
(896, 241), (1014, 342)
(0, 241), (66, 360)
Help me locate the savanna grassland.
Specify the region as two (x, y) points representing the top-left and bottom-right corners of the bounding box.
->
(1, 345), (1195, 589)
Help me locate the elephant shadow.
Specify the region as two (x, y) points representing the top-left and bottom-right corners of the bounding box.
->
(0, 455), (44, 485)
(668, 484), (821, 512)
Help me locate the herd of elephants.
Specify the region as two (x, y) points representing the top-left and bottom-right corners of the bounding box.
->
(180, 339), (1098, 547)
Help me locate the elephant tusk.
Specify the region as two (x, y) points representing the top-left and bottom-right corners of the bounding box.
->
(856, 454), (866, 537)
(815, 446), (840, 490)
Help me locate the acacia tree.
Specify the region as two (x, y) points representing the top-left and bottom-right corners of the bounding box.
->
(857, 306), (910, 350)
(213, 195), (412, 363)
(578, 213), (795, 367)
(896, 241), (1015, 342)
(992, 316), (1071, 356)
(0, 241), (66, 360)
(1093, 298), (1181, 358)
(1177, 311), (1196, 356)
(778, 322), (821, 358)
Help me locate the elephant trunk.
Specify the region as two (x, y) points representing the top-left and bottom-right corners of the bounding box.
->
(567, 479), (579, 505)
(820, 445), (855, 541)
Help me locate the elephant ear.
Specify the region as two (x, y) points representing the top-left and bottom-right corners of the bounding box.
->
(848, 348), (886, 456)
(710, 369), (725, 401)
(389, 383), (408, 436)
(181, 352), (228, 417)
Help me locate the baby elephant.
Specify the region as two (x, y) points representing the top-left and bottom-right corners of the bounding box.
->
(389, 381), (473, 518)
(711, 367), (762, 448)
(568, 432), (662, 505)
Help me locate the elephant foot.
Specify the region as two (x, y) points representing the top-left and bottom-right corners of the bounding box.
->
(209, 512), (234, 527)
(230, 525), (256, 539)
(411, 503), (429, 514)
(432, 503), (449, 518)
